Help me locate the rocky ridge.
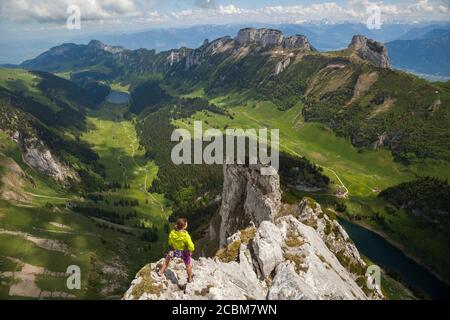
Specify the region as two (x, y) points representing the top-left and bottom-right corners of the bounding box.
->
(124, 165), (382, 300)
(182, 28), (314, 70)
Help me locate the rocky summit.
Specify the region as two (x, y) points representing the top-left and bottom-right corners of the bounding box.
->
(349, 35), (391, 69)
(124, 165), (382, 300)
(235, 28), (314, 51)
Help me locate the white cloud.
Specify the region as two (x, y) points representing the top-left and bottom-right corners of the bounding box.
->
(217, 5), (242, 15)
(0, 0), (142, 23)
(0, 0), (448, 27)
(438, 5), (448, 13)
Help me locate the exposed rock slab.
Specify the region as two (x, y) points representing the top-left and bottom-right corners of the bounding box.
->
(125, 213), (370, 300)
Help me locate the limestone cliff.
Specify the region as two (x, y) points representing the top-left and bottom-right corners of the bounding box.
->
(124, 165), (382, 300)
(0, 104), (79, 185)
(235, 28), (314, 51)
(185, 37), (233, 69)
(217, 165), (281, 246)
(184, 28), (313, 70)
(349, 35), (391, 69)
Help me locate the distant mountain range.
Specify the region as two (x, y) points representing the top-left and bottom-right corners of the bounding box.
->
(386, 28), (450, 77)
(75, 23), (414, 52)
(16, 28), (450, 163)
(2, 22), (448, 64)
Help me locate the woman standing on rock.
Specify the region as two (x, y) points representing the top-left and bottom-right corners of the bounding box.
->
(157, 218), (195, 283)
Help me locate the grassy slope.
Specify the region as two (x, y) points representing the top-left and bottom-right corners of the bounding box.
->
(0, 100), (170, 299)
(0, 134), (128, 299)
(0, 68), (60, 112)
(171, 90), (450, 284)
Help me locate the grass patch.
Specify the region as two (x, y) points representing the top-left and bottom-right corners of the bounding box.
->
(240, 227), (256, 245)
(284, 253), (308, 273)
(131, 265), (162, 299)
(284, 230), (305, 248)
(215, 240), (241, 263)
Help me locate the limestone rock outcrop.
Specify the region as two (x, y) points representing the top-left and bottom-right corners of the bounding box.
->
(22, 141), (79, 184)
(0, 105), (79, 185)
(185, 36), (233, 69)
(349, 35), (391, 69)
(184, 28), (314, 70)
(88, 40), (124, 54)
(235, 28), (313, 51)
(217, 165), (281, 246)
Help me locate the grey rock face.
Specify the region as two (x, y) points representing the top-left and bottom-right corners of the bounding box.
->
(275, 57), (291, 75)
(277, 215), (368, 299)
(218, 164), (281, 246)
(23, 142), (79, 184)
(88, 40), (124, 54)
(124, 213), (371, 300)
(297, 199), (366, 268)
(252, 221), (284, 278)
(283, 35), (313, 50)
(267, 262), (317, 300)
(183, 29), (312, 70)
(236, 28), (284, 48)
(235, 28), (313, 51)
(185, 36), (233, 69)
(125, 165), (381, 300)
(0, 106), (79, 185)
(349, 35), (391, 69)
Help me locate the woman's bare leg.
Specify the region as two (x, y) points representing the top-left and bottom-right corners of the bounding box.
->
(186, 264), (193, 283)
(158, 256), (171, 276)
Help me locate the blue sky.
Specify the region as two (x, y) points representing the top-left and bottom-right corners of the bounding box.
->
(0, 0), (449, 38)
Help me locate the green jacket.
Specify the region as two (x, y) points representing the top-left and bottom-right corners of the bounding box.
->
(168, 229), (195, 252)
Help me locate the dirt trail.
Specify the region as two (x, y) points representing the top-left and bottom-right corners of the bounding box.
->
(120, 122), (165, 213)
